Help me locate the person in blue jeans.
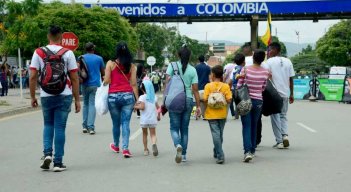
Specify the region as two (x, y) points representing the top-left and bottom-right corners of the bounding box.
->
(236, 50), (269, 163)
(30, 25), (81, 172)
(104, 42), (139, 158)
(166, 45), (201, 163)
(80, 42), (105, 135)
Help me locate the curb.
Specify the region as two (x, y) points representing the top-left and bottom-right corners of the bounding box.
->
(0, 106), (41, 119)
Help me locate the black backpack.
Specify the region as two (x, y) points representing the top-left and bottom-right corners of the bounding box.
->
(39, 47), (69, 95)
(77, 56), (89, 83)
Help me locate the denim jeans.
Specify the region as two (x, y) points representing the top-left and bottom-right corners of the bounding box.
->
(41, 95), (72, 164)
(82, 86), (97, 130)
(169, 98), (193, 155)
(241, 99), (263, 154)
(208, 119), (226, 159)
(271, 97), (289, 143)
(108, 92), (135, 150)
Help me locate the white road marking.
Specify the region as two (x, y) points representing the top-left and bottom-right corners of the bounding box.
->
(0, 111), (41, 122)
(129, 128), (142, 141)
(297, 122), (317, 133)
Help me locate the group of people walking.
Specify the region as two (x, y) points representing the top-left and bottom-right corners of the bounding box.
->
(29, 25), (294, 172)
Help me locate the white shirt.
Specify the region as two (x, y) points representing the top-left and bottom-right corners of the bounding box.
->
(224, 63), (237, 83)
(30, 45), (78, 97)
(245, 56), (253, 67)
(138, 94), (158, 125)
(265, 56), (295, 97)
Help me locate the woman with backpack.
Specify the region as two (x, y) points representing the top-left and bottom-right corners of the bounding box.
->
(165, 45), (201, 163)
(236, 50), (269, 163)
(104, 42), (139, 158)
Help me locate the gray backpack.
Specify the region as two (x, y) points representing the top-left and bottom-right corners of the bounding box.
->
(164, 62), (186, 113)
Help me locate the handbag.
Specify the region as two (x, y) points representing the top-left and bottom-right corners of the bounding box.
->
(262, 79), (283, 116)
(233, 67), (252, 116)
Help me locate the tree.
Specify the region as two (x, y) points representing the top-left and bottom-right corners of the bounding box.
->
(168, 34), (209, 65)
(1, 2), (137, 61)
(135, 23), (172, 68)
(290, 45), (328, 74)
(316, 20), (351, 66)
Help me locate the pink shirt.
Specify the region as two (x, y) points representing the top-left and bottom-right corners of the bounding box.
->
(237, 66), (269, 100)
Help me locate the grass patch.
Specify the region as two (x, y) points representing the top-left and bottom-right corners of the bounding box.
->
(0, 100), (11, 106)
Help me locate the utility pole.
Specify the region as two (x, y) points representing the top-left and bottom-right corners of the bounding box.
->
(275, 27), (277, 37)
(295, 31), (300, 51)
(71, 0), (75, 4)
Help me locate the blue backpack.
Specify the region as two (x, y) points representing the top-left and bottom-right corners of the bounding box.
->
(164, 62), (186, 113)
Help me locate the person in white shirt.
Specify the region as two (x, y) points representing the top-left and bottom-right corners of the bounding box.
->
(30, 25), (80, 172)
(265, 42), (295, 149)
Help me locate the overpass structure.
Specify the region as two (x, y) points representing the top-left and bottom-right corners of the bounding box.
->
(85, 0), (351, 49)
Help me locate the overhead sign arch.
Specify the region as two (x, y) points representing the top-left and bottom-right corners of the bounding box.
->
(85, 0), (351, 22)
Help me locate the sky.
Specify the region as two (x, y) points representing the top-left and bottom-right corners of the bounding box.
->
(42, 0), (341, 44)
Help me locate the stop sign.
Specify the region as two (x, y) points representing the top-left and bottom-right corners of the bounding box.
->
(62, 32), (79, 51)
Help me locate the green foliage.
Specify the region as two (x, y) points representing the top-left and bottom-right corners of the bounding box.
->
(290, 47), (328, 74)
(168, 34), (209, 65)
(1, 2), (137, 61)
(316, 20), (351, 66)
(224, 53), (234, 64)
(136, 23), (172, 68)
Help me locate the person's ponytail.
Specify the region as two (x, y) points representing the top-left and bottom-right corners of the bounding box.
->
(178, 44), (191, 74)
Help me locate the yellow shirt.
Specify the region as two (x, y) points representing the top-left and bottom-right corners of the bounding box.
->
(203, 82), (232, 120)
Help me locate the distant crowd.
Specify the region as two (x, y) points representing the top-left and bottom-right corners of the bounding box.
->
(0, 64), (30, 96)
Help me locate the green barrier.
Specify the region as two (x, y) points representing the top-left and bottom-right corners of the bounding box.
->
(318, 79), (344, 101)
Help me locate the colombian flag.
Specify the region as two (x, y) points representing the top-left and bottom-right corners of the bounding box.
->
(261, 13), (272, 46)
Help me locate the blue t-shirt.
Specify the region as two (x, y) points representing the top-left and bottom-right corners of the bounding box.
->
(195, 62), (211, 90)
(82, 53), (104, 87)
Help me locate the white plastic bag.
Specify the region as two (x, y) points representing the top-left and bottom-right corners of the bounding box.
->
(95, 84), (109, 115)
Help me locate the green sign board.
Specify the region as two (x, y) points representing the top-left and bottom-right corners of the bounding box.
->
(318, 79), (344, 101)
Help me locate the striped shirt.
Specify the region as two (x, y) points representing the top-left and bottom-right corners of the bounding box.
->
(237, 66), (269, 100)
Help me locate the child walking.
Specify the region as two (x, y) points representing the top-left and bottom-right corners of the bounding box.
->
(134, 79), (161, 156)
(203, 65), (232, 164)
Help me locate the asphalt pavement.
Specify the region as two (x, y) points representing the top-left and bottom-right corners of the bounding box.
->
(0, 101), (350, 192)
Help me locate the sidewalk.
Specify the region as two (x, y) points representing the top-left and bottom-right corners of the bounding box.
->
(0, 88), (40, 119)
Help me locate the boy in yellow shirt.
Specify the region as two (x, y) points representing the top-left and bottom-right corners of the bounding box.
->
(203, 65), (232, 164)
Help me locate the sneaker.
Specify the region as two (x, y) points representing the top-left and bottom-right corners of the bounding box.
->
(243, 153), (253, 163)
(123, 150), (133, 158)
(251, 152), (256, 158)
(89, 130), (96, 135)
(110, 143), (120, 153)
(273, 143), (285, 149)
(144, 149), (149, 156)
(175, 145), (182, 164)
(137, 115), (140, 118)
(283, 135), (290, 148)
(53, 164), (67, 172)
(152, 144), (159, 157)
(216, 158), (225, 164)
(82, 128), (88, 133)
(182, 155), (187, 162)
(40, 156), (52, 170)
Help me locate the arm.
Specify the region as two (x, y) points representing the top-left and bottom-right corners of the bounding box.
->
(29, 69), (38, 107)
(134, 101), (145, 110)
(103, 61), (112, 85)
(100, 58), (105, 81)
(130, 64), (139, 100)
(69, 70), (81, 113)
(224, 85), (232, 103)
(192, 83), (201, 109)
(289, 77), (294, 104)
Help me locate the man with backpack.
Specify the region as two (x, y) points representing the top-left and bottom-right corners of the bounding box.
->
(79, 42), (105, 135)
(29, 25), (80, 172)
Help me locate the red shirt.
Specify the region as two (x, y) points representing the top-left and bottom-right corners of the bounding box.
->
(108, 63), (133, 94)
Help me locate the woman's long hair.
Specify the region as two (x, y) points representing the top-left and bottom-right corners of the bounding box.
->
(136, 63), (145, 79)
(178, 44), (191, 74)
(113, 42), (132, 74)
